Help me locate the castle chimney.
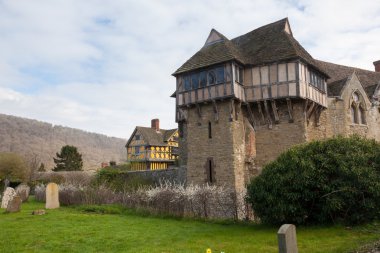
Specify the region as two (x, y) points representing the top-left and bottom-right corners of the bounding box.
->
(374, 60), (380, 72)
(151, 119), (159, 131)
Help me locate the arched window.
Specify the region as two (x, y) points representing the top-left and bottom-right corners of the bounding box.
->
(351, 92), (366, 125)
(351, 103), (358, 124)
(359, 105), (366, 124)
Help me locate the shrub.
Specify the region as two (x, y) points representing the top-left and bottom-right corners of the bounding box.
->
(96, 168), (152, 192)
(0, 153), (30, 186)
(34, 181), (248, 220)
(34, 184), (121, 205)
(246, 135), (380, 225)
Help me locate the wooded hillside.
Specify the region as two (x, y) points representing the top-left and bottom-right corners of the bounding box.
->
(0, 114), (127, 172)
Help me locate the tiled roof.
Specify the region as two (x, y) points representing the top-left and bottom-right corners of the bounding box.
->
(316, 60), (380, 98)
(126, 127), (178, 147)
(327, 78), (348, 97)
(173, 18), (326, 76)
(173, 37), (245, 75)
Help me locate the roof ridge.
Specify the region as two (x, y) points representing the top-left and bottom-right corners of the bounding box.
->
(316, 59), (380, 74)
(232, 17), (288, 42)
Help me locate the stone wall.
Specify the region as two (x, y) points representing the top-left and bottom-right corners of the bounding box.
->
(184, 101), (247, 194)
(127, 167), (186, 185)
(254, 100), (307, 169)
(306, 74), (380, 142)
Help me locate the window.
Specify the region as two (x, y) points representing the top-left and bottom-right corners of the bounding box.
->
(184, 76), (191, 91)
(351, 92), (366, 125)
(216, 67), (225, 84)
(208, 71), (216, 85)
(191, 73), (199, 89)
(208, 121), (212, 139)
(235, 66), (243, 83)
(351, 103), (358, 124)
(208, 160), (213, 183)
(199, 71), (207, 87)
(309, 71), (326, 92)
(359, 106), (366, 124)
(205, 158), (215, 184)
(135, 134), (140, 140)
(135, 146), (140, 154)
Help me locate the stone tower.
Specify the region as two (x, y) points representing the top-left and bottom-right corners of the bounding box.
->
(172, 18), (330, 195)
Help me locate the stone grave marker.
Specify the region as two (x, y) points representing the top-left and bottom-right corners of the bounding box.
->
(1, 187), (17, 209)
(6, 195), (21, 213)
(15, 183), (30, 202)
(45, 183), (60, 209)
(278, 224), (298, 253)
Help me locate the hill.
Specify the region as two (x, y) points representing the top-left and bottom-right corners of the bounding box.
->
(0, 113), (127, 172)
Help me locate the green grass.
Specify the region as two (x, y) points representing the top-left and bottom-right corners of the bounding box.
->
(0, 198), (379, 253)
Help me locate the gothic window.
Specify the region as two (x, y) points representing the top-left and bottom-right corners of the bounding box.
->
(350, 92), (366, 125)
(351, 104), (357, 124)
(359, 105), (366, 124)
(208, 71), (216, 85)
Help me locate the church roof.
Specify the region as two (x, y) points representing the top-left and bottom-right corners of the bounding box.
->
(316, 60), (380, 98)
(126, 126), (177, 147)
(173, 18), (326, 76)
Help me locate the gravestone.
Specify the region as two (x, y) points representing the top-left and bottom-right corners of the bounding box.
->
(45, 183), (60, 209)
(1, 187), (17, 209)
(278, 224), (298, 253)
(15, 184), (30, 202)
(6, 195), (21, 213)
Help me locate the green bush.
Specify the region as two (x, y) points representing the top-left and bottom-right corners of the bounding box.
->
(246, 136), (380, 225)
(96, 167), (152, 192)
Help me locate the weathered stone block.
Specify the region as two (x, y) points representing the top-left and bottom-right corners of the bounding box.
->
(15, 183), (30, 202)
(6, 195), (21, 213)
(1, 187), (17, 209)
(46, 183), (60, 209)
(278, 224), (298, 253)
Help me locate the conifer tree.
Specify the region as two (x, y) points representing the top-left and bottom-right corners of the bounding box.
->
(53, 145), (83, 171)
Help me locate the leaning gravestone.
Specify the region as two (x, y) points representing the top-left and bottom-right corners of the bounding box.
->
(1, 187), (17, 209)
(46, 183), (60, 209)
(6, 195), (21, 213)
(15, 184), (30, 202)
(278, 224), (298, 253)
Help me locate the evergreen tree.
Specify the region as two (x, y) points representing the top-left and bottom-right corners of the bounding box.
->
(53, 145), (83, 171)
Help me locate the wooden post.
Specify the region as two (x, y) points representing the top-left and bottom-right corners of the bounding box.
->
(246, 103), (256, 129)
(257, 102), (265, 125)
(263, 100), (273, 129)
(271, 100), (280, 124)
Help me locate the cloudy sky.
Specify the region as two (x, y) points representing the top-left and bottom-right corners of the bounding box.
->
(0, 0), (379, 139)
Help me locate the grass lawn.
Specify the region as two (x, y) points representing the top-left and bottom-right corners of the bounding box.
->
(0, 198), (379, 253)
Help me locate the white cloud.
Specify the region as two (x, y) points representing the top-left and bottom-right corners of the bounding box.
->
(0, 0), (379, 138)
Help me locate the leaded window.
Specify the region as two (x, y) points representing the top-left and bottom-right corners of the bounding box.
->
(216, 67), (225, 84)
(208, 71), (216, 85)
(199, 71), (207, 87)
(191, 73), (199, 89)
